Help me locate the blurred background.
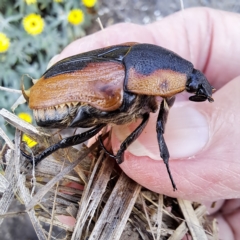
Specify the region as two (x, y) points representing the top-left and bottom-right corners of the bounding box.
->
(0, 0), (240, 239)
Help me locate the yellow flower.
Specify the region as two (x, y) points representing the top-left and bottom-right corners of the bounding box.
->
(0, 33), (10, 53)
(23, 14), (44, 35)
(54, 0), (63, 2)
(68, 9), (84, 25)
(18, 112), (32, 123)
(82, 0), (97, 8)
(22, 134), (38, 148)
(18, 113), (38, 148)
(25, 0), (37, 5)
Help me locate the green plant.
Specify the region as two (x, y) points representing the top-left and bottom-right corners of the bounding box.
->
(0, 0), (97, 138)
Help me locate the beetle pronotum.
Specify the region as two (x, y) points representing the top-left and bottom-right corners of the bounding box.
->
(22, 43), (214, 190)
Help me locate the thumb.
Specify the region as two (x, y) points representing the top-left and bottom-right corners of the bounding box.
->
(111, 76), (240, 202)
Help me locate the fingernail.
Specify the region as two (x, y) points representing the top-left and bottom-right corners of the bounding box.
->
(47, 54), (60, 69)
(112, 101), (209, 160)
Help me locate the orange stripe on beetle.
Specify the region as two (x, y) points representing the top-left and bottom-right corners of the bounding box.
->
(126, 68), (187, 97)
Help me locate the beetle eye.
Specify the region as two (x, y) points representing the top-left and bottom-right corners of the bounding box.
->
(189, 95), (207, 102)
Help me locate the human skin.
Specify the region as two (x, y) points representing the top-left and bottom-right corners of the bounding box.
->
(51, 7), (240, 239)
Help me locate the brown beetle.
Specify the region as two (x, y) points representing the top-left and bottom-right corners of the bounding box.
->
(22, 43), (214, 190)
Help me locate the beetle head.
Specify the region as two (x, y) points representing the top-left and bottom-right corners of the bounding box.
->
(186, 69), (214, 102)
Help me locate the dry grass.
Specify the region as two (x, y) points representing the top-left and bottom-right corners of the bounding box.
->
(0, 108), (217, 240)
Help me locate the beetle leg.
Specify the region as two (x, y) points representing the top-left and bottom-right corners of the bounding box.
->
(98, 136), (115, 158)
(21, 124), (106, 165)
(157, 96), (177, 190)
(100, 113), (150, 164)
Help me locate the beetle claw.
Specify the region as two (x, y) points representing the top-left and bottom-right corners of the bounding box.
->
(21, 150), (39, 164)
(98, 135), (115, 158)
(98, 135), (124, 164)
(21, 150), (32, 161)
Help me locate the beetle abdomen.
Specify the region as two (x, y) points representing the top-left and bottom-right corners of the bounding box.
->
(34, 94), (157, 128)
(124, 44), (194, 97)
(33, 102), (79, 128)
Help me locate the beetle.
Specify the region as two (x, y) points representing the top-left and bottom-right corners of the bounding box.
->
(22, 42), (214, 190)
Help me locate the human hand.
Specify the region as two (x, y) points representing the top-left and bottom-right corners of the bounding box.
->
(52, 7), (240, 239)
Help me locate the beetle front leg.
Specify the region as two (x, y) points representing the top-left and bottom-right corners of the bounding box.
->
(157, 97), (177, 191)
(99, 113), (150, 164)
(22, 124), (106, 165)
